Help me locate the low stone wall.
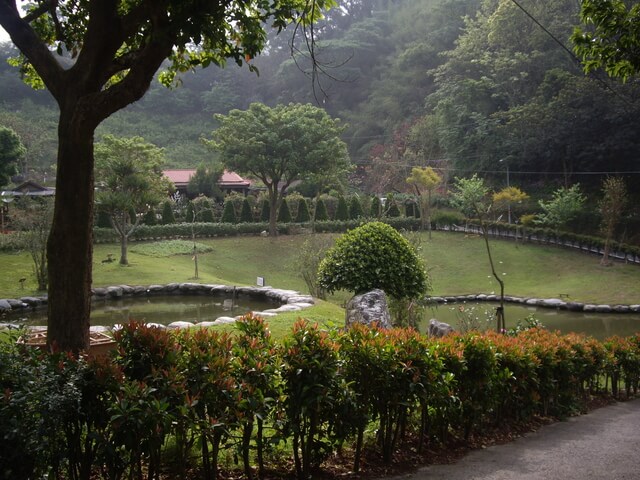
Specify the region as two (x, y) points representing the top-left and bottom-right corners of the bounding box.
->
(428, 294), (640, 314)
(0, 283), (315, 330)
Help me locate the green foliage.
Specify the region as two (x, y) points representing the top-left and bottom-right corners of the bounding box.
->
(317, 221), (429, 300)
(369, 195), (382, 218)
(208, 102), (350, 235)
(314, 198), (329, 221)
(334, 196), (349, 220)
(277, 199), (292, 223)
(161, 200), (176, 225)
(240, 197), (254, 223)
(193, 196), (215, 223)
(129, 240), (213, 257)
(280, 320), (345, 478)
(386, 200), (401, 218)
(96, 209), (112, 229)
(572, 0), (640, 81)
(143, 208), (157, 226)
(348, 195), (364, 219)
(293, 235), (334, 299)
(260, 199), (270, 222)
(0, 125), (25, 187)
(2, 317), (640, 478)
(295, 198), (310, 223)
(221, 200), (237, 223)
(187, 163), (223, 199)
(536, 184), (586, 231)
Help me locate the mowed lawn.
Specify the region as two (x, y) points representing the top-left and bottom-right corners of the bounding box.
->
(1, 231), (639, 305)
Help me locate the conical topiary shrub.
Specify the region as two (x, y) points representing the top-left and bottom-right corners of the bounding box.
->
(349, 195), (364, 219)
(96, 209), (112, 228)
(143, 208), (157, 225)
(161, 201), (175, 224)
(370, 196), (382, 218)
(260, 199), (270, 222)
(314, 199), (329, 221)
(334, 196), (349, 221)
(200, 198), (215, 222)
(221, 200), (237, 223)
(296, 198), (311, 223)
(240, 198), (254, 223)
(277, 199), (292, 223)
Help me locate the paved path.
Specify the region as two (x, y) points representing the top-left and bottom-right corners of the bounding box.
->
(389, 399), (640, 480)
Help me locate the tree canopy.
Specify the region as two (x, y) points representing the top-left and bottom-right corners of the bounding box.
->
(0, 125), (25, 186)
(208, 102), (350, 236)
(573, 0), (640, 81)
(95, 135), (173, 265)
(317, 221), (429, 300)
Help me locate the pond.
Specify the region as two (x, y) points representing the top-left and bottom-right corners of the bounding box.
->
(422, 302), (640, 340)
(2, 294), (282, 329)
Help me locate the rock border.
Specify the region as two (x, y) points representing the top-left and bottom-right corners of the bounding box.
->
(0, 283), (315, 330)
(428, 294), (640, 314)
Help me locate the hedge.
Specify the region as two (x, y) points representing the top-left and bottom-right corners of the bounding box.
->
(2, 319), (638, 480)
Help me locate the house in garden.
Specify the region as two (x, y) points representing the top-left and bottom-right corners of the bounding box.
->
(163, 169), (252, 197)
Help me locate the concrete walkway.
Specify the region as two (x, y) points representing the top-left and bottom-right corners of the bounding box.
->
(389, 399), (640, 480)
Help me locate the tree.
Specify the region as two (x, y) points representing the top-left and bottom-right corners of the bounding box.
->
(572, 0), (640, 81)
(348, 195), (364, 219)
(95, 135), (173, 265)
(535, 184), (586, 232)
(451, 175), (506, 332)
(369, 195), (382, 218)
(407, 166), (442, 238)
(492, 186), (529, 225)
(240, 198), (254, 223)
(317, 221), (429, 300)
(277, 198), (292, 223)
(11, 197), (53, 291)
(0, 0), (336, 351)
(187, 163), (224, 199)
(334, 195), (349, 220)
(0, 125), (25, 186)
(221, 200), (237, 224)
(208, 102), (349, 236)
(161, 201), (175, 225)
(314, 198), (329, 221)
(295, 198), (311, 223)
(599, 177), (628, 266)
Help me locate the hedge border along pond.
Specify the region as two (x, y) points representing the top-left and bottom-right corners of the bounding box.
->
(1, 317), (639, 480)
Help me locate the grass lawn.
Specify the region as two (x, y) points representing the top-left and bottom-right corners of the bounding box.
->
(1, 231), (639, 306)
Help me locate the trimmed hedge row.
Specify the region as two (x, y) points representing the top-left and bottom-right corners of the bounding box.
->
(2, 318), (639, 480)
(458, 221), (640, 264)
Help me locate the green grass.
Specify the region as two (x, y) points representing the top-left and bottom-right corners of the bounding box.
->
(1, 232), (639, 306)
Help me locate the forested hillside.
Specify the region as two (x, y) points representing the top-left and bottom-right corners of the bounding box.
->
(1, 0), (639, 197)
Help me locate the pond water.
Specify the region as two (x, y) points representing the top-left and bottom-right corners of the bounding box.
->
(421, 302), (640, 340)
(2, 295), (281, 328)
(3, 296), (640, 340)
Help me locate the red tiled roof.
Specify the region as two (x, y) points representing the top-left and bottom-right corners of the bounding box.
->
(163, 169), (251, 188)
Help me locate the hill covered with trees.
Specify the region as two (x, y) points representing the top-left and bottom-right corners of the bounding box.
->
(1, 0), (639, 198)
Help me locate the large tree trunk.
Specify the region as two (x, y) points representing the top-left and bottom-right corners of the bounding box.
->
(46, 107), (96, 353)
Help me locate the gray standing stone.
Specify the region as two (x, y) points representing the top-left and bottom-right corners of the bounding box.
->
(428, 319), (455, 337)
(0, 299), (11, 312)
(345, 289), (392, 329)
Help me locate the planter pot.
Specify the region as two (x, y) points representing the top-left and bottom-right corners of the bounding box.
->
(17, 330), (116, 359)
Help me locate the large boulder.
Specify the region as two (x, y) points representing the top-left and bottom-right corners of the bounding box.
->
(428, 319), (454, 337)
(345, 289), (392, 329)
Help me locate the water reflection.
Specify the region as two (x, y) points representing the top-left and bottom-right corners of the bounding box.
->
(423, 302), (640, 340)
(3, 295), (280, 328)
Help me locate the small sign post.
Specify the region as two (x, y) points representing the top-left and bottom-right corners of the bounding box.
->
(257, 276), (265, 287)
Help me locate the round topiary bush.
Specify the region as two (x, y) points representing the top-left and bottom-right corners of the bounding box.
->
(317, 221), (429, 300)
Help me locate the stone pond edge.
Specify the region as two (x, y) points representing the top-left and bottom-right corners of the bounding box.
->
(0, 283), (315, 330)
(2, 286), (640, 331)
